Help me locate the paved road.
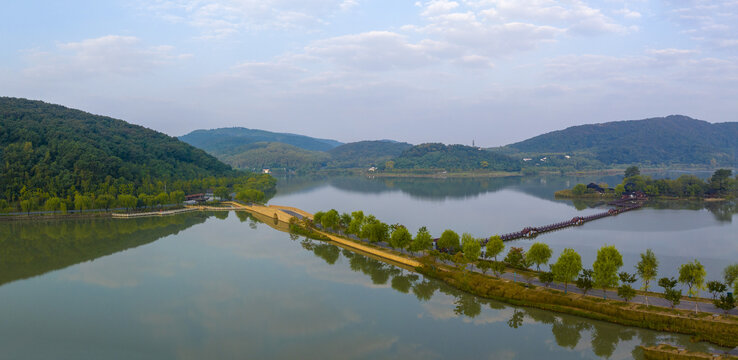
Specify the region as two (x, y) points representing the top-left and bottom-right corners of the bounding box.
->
(314, 226), (737, 316)
(468, 263), (738, 316)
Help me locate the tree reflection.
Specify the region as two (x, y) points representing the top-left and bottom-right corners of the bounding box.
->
(312, 243), (340, 265)
(0, 213), (209, 287)
(551, 317), (590, 349)
(507, 309), (525, 329)
(411, 280), (438, 302)
(454, 294), (482, 318)
(294, 237), (728, 358)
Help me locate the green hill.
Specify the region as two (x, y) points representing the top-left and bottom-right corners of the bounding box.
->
(507, 115), (738, 166)
(0, 97), (273, 210)
(219, 142), (329, 170)
(392, 143), (521, 171)
(328, 140), (412, 168)
(179, 127), (343, 153)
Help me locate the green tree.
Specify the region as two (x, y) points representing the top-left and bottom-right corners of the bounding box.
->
(659, 277), (681, 309)
(236, 189), (265, 203)
(74, 193), (92, 211)
(679, 260), (706, 301)
(592, 245), (623, 299)
(572, 183), (587, 196)
(707, 281), (727, 300)
(118, 194), (137, 212)
(709, 169), (733, 194)
(321, 209), (340, 230)
(551, 248), (582, 294)
(44, 197), (62, 212)
(169, 190), (185, 204)
(624, 166), (640, 178)
(153, 192), (169, 207)
(714, 293), (736, 314)
(98, 194), (117, 210)
(614, 183), (625, 196)
(491, 261), (507, 278)
(410, 226), (433, 253)
(539, 271), (554, 288)
(576, 269), (594, 295)
(485, 235), (504, 261)
(437, 229), (460, 252)
(527, 242), (553, 271)
(389, 226), (412, 250)
(476, 260), (491, 275)
(617, 284), (636, 303)
(347, 211), (365, 235)
(339, 212), (352, 228)
(461, 233), (481, 263)
(636, 249), (659, 305)
(617, 272), (637, 303)
(504, 247), (525, 269)
(361, 218), (389, 243)
(214, 186), (230, 201)
(723, 264), (738, 293)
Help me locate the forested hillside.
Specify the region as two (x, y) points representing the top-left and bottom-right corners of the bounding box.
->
(392, 143), (521, 171)
(218, 142), (329, 170)
(180, 127), (342, 153)
(328, 140), (412, 168)
(0, 97), (275, 212)
(507, 115), (738, 166)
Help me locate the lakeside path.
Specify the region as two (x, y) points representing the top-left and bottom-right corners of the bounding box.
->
(117, 201), (737, 317)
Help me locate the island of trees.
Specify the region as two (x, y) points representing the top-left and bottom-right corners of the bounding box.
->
(557, 166), (737, 199)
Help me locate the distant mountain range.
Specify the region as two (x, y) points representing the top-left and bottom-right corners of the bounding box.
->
(179, 129), (418, 170)
(181, 115), (738, 172)
(180, 127), (343, 153)
(506, 115), (738, 167)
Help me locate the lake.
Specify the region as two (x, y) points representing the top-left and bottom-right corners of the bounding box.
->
(0, 173), (735, 359)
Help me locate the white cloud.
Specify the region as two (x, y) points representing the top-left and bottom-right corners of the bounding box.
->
(418, 0), (461, 16)
(138, 0), (360, 38)
(22, 35), (189, 80)
(614, 8), (641, 19)
(666, 0), (738, 50)
(303, 31), (438, 71)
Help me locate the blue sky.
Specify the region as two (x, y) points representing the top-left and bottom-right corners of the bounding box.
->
(1, 0), (737, 146)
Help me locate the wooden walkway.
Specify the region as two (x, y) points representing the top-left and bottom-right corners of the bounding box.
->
(493, 199), (644, 243)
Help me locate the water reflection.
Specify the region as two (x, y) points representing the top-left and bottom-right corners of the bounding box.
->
(0, 213), (209, 287)
(294, 236), (730, 359)
(276, 175), (738, 222)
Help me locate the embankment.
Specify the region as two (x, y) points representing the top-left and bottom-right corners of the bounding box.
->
(420, 265), (738, 347)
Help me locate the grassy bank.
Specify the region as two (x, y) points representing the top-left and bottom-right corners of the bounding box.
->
(640, 344), (738, 360)
(418, 262), (738, 347)
(255, 208), (738, 348)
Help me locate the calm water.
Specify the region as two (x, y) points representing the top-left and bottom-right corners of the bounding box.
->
(0, 174), (735, 359)
(273, 174), (738, 295)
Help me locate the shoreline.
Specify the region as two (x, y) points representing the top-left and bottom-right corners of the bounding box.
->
(231, 203), (738, 348)
(7, 201), (736, 346)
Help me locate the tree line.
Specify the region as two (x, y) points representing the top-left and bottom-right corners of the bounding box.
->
(307, 208), (738, 313)
(570, 167), (737, 198)
(0, 174), (276, 213)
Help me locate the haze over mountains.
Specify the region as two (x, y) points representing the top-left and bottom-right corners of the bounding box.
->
(3, 98), (736, 186)
(181, 115), (737, 171)
(506, 115), (738, 167)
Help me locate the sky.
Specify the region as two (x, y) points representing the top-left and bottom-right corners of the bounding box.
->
(1, 0), (737, 146)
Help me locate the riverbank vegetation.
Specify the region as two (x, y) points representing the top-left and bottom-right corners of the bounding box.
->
(557, 167), (737, 200)
(294, 207), (738, 346)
